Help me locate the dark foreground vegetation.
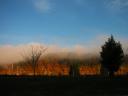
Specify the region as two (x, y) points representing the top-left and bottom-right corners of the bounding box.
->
(0, 75), (128, 96)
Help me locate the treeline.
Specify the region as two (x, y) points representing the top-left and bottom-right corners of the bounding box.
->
(0, 35), (128, 77)
(0, 52), (128, 76)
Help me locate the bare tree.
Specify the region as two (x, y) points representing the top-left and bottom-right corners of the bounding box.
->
(22, 45), (47, 76)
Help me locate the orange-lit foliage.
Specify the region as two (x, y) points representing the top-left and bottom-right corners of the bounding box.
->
(0, 63), (128, 76)
(115, 65), (128, 75)
(80, 65), (100, 75)
(37, 63), (69, 76)
(0, 63), (70, 76)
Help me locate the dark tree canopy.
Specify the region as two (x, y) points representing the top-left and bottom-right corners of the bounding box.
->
(100, 35), (124, 76)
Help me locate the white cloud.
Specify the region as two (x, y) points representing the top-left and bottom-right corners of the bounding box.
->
(105, 0), (128, 11)
(0, 43), (47, 64)
(0, 42), (98, 64)
(0, 35), (127, 64)
(33, 0), (52, 13)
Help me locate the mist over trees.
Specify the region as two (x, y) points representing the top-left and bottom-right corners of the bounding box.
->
(22, 45), (47, 76)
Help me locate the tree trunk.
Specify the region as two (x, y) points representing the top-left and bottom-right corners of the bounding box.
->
(33, 64), (36, 76)
(33, 67), (35, 76)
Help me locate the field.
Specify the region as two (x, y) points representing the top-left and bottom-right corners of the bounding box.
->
(0, 75), (128, 96)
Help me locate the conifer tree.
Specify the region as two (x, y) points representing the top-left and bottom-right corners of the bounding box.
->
(100, 35), (124, 76)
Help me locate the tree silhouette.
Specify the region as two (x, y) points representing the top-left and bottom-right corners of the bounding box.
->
(69, 59), (80, 78)
(22, 45), (47, 76)
(100, 35), (124, 77)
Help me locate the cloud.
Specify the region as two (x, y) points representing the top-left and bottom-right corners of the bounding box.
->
(0, 35), (127, 64)
(33, 0), (52, 13)
(0, 42), (98, 64)
(0, 43), (46, 64)
(105, 0), (128, 11)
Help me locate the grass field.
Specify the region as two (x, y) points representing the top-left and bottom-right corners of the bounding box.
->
(0, 75), (128, 96)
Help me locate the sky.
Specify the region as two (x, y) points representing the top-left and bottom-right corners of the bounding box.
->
(0, 0), (128, 64)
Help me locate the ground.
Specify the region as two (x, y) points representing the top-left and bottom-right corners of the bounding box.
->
(0, 75), (128, 96)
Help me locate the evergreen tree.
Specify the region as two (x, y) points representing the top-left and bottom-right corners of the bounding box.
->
(100, 35), (124, 76)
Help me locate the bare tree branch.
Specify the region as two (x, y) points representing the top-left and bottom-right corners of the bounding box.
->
(21, 45), (47, 76)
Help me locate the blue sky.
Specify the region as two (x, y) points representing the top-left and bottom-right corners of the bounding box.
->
(0, 0), (128, 47)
